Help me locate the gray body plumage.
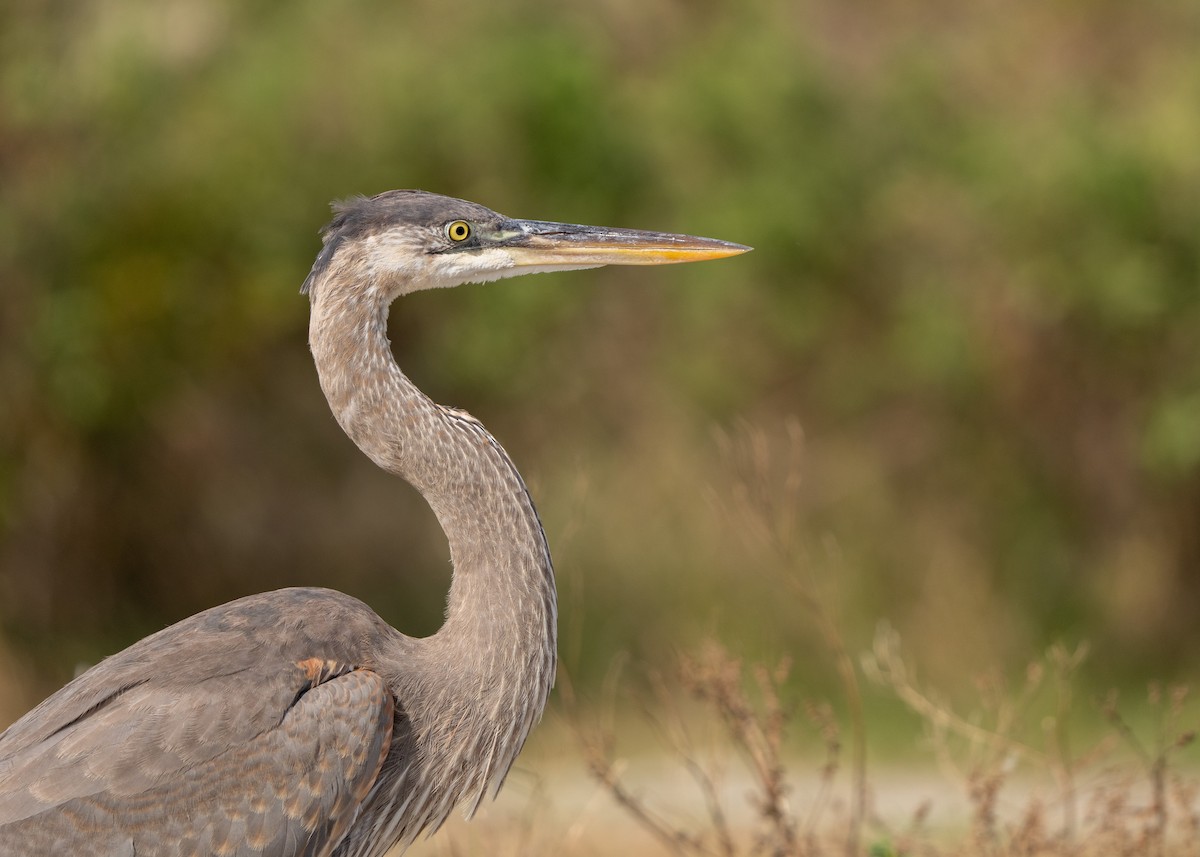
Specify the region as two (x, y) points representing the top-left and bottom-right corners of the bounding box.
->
(0, 190), (747, 856)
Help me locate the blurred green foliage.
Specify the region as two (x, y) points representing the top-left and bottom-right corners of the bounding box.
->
(1, 0), (1198, 722)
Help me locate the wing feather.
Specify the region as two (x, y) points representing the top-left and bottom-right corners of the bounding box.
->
(0, 667), (393, 856)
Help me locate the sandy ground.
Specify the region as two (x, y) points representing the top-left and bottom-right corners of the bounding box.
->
(406, 729), (1196, 856)
(405, 756), (1006, 856)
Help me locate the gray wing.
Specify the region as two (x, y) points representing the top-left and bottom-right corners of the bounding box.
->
(0, 590), (400, 857)
(0, 665), (393, 857)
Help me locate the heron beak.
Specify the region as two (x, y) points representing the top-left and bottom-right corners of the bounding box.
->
(504, 220), (752, 267)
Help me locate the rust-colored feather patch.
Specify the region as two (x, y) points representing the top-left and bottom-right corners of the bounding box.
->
(297, 658), (355, 687)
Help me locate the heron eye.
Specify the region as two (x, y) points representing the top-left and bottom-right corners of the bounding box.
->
(446, 220), (471, 242)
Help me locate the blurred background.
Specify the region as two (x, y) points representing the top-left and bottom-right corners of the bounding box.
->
(1, 0), (1198, 745)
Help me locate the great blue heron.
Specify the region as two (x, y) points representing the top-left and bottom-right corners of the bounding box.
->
(0, 190), (749, 856)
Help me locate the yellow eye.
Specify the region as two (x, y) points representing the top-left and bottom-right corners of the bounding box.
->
(446, 220), (471, 242)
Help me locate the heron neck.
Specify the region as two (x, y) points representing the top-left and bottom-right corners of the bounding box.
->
(307, 284), (557, 792)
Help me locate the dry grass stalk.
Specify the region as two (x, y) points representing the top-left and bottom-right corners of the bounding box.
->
(866, 628), (1199, 856)
(567, 638), (850, 857)
(711, 419), (867, 856)
(559, 614), (1198, 857)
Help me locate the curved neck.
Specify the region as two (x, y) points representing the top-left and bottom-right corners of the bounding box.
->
(307, 273), (556, 816)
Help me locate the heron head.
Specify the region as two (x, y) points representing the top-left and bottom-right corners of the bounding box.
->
(301, 190), (750, 300)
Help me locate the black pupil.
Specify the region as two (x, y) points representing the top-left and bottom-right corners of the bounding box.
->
(452, 223), (468, 239)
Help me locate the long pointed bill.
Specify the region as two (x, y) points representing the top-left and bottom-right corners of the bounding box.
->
(505, 220), (751, 268)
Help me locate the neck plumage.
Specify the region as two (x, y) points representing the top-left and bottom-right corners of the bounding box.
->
(306, 271), (557, 835)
